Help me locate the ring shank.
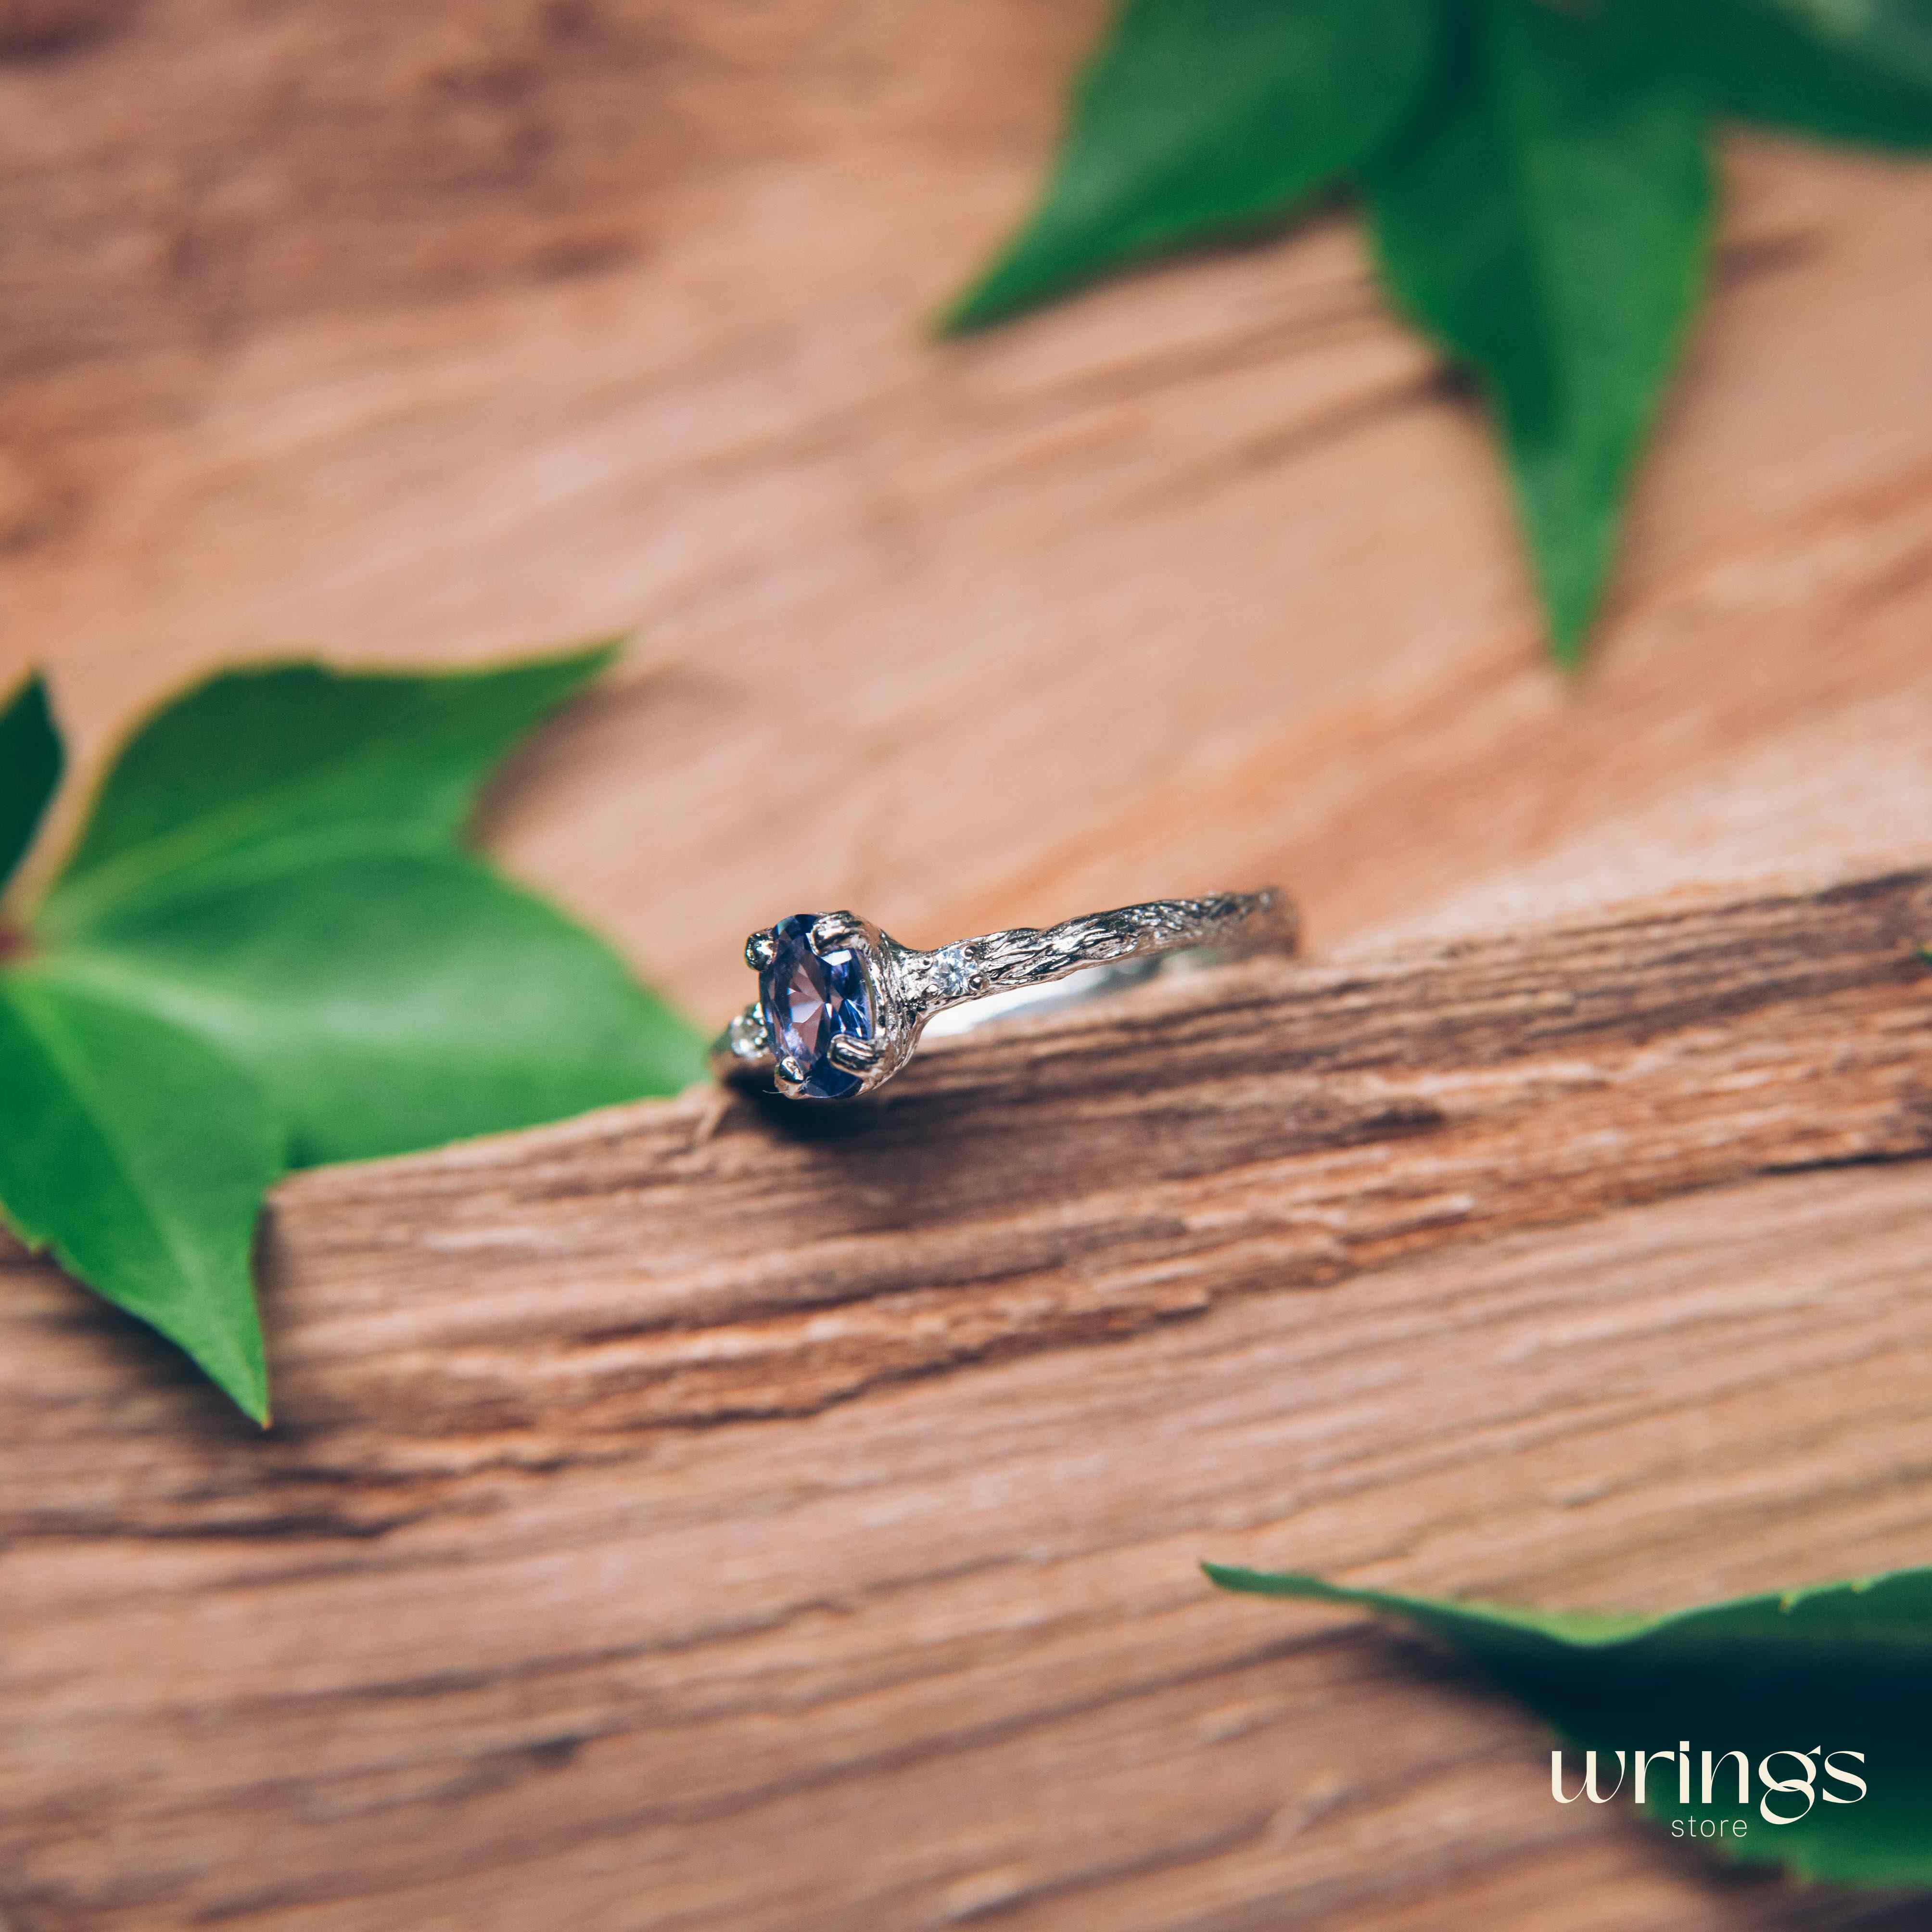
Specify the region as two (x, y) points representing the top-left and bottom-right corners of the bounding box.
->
(896, 888), (1293, 1029)
(918, 956), (1167, 1038)
(711, 888), (1295, 1091)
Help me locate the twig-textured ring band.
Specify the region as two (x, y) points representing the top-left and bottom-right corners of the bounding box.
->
(711, 889), (1296, 1102)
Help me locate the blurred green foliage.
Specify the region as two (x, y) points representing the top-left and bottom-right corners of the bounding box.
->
(1208, 1561), (1932, 1884)
(948, 0), (1932, 663)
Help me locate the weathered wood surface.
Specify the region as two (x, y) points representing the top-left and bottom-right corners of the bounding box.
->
(5, 871), (1932, 1930)
(6, 3), (1932, 1928)
(2, 4), (1932, 1015)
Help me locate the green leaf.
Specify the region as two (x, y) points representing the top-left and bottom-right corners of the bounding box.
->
(2, 647), (705, 1418)
(0, 674), (62, 900)
(1655, 0), (1932, 149)
(46, 852), (709, 1166)
(1366, 0), (1714, 662)
(0, 973), (281, 1421)
(938, 0), (1932, 663)
(1206, 1562), (1932, 1885)
(943, 0), (1447, 332)
(39, 645), (615, 938)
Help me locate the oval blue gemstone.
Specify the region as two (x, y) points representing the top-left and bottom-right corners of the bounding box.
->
(760, 913), (874, 1100)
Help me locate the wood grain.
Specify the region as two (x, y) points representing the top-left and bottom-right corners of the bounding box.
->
(5, 871), (1932, 1930)
(6, 4), (1932, 1927)
(1, 5), (1932, 1019)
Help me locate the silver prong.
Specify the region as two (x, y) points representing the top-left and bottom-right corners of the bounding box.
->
(810, 912), (865, 954)
(774, 1055), (811, 1097)
(745, 929), (778, 970)
(826, 1034), (880, 1077)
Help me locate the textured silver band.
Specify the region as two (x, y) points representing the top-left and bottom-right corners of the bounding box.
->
(712, 888), (1295, 1101)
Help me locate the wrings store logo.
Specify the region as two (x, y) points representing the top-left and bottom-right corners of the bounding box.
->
(1552, 1742), (1868, 1839)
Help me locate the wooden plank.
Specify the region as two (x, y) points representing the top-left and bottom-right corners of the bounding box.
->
(1, 6), (1932, 1017)
(3, 871), (1932, 1928)
(5, 6), (1932, 1926)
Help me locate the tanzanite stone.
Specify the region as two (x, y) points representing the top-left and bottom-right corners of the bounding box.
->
(760, 913), (875, 1100)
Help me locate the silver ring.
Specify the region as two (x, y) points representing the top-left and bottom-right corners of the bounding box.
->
(711, 889), (1296, 1102)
